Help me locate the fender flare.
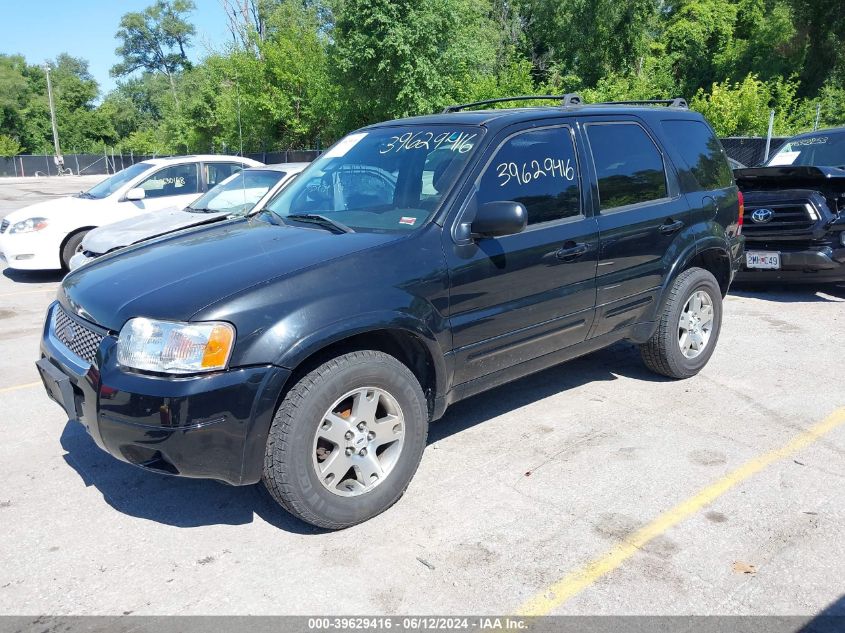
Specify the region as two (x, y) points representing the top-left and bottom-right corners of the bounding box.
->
(276, 310), (451, 400)
(647, 236), (731, 324)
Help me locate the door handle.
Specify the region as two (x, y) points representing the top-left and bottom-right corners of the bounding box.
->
(659, 219), (684, 235)
(555, 242), (589, 261)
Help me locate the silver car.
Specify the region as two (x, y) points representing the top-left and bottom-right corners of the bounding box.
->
(69, 163), (308, 270)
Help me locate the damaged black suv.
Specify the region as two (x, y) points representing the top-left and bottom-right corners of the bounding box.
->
(37, 95), (743, 529)
(735, 126), (845, 283)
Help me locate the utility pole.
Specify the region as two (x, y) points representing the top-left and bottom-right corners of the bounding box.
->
(44, 63), (64, 174)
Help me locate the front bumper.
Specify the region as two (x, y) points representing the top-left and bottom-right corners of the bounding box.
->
(0, 230), (62, 270)
(68, 251), (97, 270)
(736, 244), (845, 283)
(37, 302), (290, 485)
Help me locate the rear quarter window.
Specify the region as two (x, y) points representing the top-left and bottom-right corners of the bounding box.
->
(585, 122), (668, 211)
(662, 119), (733, 191)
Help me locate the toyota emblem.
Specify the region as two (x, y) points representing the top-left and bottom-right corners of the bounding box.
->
(751, 208), (775, 224)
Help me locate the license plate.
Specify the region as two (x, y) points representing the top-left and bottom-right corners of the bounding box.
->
(745, 251), (780, 270)
(36, 358), (78, 420)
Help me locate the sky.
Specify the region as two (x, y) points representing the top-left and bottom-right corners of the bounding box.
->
(0, 0), (232, 97)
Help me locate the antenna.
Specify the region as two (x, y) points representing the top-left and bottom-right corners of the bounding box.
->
(236, 74), (244, 157)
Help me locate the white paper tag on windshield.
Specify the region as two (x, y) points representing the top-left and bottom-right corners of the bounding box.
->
(324, 132), (367, 158)
(768, 151), (800, 166)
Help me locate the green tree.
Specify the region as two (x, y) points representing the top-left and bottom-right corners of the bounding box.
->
(516, 0), (658, 86)
(0, 53), (105, 154)
(330, 0), (499, 130)
(169, 0), (333, 153)
(112, 0), (196, 104)
(259, 0), (334, 146)
(48, 55), (104, 152)
(789, 0), (845, 94)
(690, 73), (802, 136)
(0, 134), (23, 157)
(726, 0), (800, 83)
(0, 54), (50, 153)
(789, 81), (845, 132)
(663, 0), (739, 96)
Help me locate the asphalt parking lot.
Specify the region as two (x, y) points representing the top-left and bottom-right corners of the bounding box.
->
(0, 176), (844, 617)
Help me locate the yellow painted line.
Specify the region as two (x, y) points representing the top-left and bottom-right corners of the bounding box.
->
(517, 406), (845, 616)
(0, 381), (41, 394)
(0, 287), (57, 298)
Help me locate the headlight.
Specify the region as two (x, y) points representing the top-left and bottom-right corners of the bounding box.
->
(117, 317), (235, 374)
(10, 217), (49, 233)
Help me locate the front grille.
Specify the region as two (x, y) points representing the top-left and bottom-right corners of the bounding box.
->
(742, 204), (815, 235)
(52, 305), (104, 365)
(0, 219), (8, 234)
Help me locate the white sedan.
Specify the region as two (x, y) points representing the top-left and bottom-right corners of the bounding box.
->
(0, 154), (262, 271)
(68, 163), (308, 270)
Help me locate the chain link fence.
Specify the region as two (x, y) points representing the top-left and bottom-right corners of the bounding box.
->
(0, 139), (787, 178)
(720, 137), (787, 167)
(0, 150), (322, 178)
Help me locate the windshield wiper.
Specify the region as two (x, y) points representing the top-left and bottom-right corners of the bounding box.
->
(285, 213), (354, 234)
(187, 207), (218, 214)
(76, 191), (95, 199)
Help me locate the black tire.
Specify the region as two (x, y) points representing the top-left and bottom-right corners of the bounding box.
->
(639, 267), (723, 379)
(262, 350), (428, 529)
(61, 230), (88, 270)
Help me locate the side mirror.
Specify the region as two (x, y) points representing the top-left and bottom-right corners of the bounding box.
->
(125, 187), (146, 201)
(470, 201), (527, 238)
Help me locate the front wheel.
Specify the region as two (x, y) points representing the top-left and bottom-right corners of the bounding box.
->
(262, 350), (428, 529)
(639, 267), (723, 379)
(61, 230), (88, 271)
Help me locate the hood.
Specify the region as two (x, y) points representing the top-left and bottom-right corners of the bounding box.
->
(82, 207), (223, 254)
(734, 165), (845, 189)
(61, 217), (398, 331)
(3, 195), (101, 223)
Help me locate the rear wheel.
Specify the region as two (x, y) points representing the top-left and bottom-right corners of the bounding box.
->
(61, 231), (88, 271)
(262, 350), (428, 529)
(639, 267), (723, 379)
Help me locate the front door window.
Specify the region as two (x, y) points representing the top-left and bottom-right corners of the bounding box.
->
(139, 164), (201, 199)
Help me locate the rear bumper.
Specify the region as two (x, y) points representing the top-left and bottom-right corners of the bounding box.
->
(736, 245), (845, 283)
(38, 302), (290, 485)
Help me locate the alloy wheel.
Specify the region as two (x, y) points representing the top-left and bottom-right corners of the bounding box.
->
(311, 387), (405, 497)
(678, 289), (714, 359)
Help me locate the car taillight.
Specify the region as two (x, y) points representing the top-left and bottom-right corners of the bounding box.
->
(736, 190), (744, 234)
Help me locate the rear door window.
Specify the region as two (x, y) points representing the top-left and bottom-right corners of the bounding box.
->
(477, 126), (581, 225)
(662, 119), (733, 190)
(585, 123), (668, 211)
(205, 162), (245, 188)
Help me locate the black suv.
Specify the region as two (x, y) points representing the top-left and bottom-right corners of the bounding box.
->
(37, 96), (743, 528)
(734, 126), (845, 283)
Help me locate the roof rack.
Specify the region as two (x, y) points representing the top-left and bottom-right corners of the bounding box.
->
(441, 94), (688, 113)
(441, 93), (583, 113)
(594, 97), (688, 109)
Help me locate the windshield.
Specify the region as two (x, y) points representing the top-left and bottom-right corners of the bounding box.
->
(767, 132), (845, 168)
(188, 169), (286, 214)
(264, 126), (483, 232)
(83, 162), (154, 199)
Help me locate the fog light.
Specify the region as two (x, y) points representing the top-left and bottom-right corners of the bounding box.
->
(840, 232), (845, 247)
